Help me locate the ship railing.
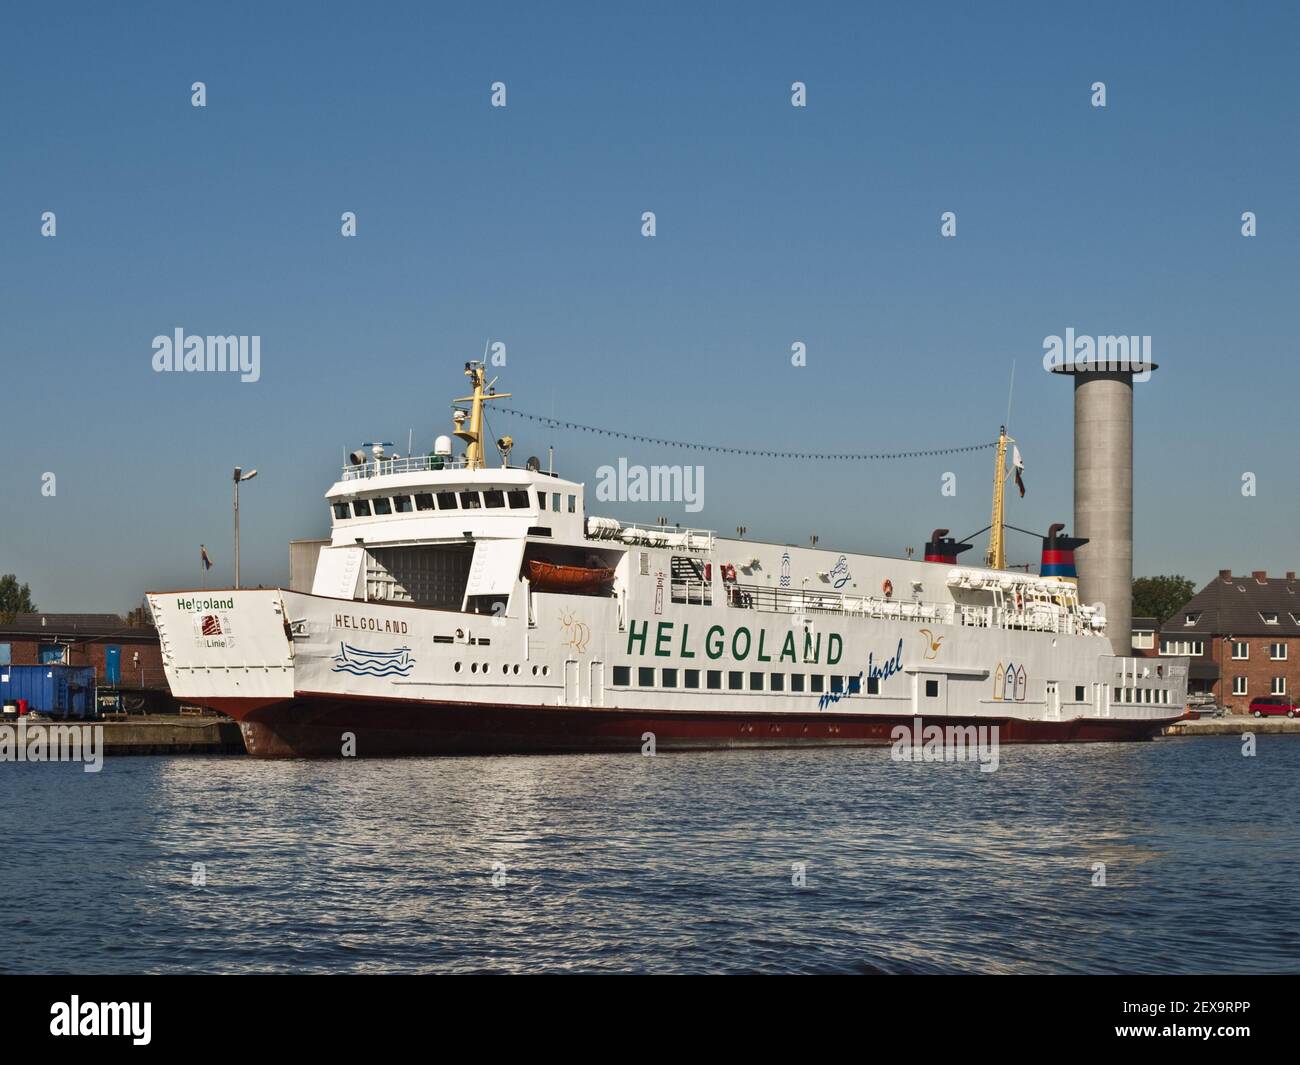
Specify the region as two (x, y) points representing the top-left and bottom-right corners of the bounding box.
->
(726, 582), (955, 624)
(585, 519), (716, 553)
(341, 455), (473, 480)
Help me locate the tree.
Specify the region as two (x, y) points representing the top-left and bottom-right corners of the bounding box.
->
(1132, 575), (1196, 625)
(125, 600), (153, 627)
(0, 574), (37, 624)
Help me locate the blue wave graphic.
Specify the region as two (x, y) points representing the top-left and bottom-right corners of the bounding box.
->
(331, 643), (415, 677)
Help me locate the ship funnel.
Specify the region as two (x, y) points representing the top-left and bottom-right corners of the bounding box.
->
(923, 528), (974, 565)
(1040, 522), (1088, 581)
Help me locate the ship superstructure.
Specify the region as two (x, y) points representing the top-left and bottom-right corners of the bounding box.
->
(148, 363), (1187, 756)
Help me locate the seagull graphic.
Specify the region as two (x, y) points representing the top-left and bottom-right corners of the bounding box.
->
(918, 629), (944, 659)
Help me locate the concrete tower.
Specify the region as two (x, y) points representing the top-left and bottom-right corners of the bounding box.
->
(1051, 361), (1155, 656)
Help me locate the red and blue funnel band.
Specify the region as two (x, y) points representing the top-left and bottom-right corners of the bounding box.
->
(925, 553), (958, 564)
(1041, 549), (1076, 577)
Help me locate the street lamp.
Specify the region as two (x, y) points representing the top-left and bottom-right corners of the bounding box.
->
(233, 466), (258, 589)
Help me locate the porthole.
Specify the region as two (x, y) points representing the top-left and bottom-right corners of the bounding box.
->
(454, 662), (462, 673)
(541, 665), (550, 677)
(482, 663), (489, 673)
(531, 665), (539, 676)
(502, 663), (509, 674)
(470, 662), (478, 673)
(512, 664), (520, 675)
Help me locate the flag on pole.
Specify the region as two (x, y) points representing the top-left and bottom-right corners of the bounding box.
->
(201, 545), (213, 570)
(1012, 446), (1026, 498)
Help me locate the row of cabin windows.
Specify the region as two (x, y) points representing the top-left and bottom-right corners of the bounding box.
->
(1112, 687), (1173, 705)
(333, 487), (574, 521)
(610, 666), (878, 695)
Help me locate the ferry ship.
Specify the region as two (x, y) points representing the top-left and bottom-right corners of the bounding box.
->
(147, 363), (1188, 757)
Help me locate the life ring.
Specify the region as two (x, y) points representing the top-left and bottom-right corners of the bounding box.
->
(721, 563), (737, 583)
(882, 578), (893, 598)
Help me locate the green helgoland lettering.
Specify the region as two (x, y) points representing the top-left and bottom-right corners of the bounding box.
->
(732, 627), (751, 661)
(756, 630), (772, 662)
(780, 631), (797, 662)
(705, 625), (725, 660)
(655, 621), (673, 657)
(827, 633), (843, 666)
(679, 622), (696, 658)
(627, 620), (649, 656)
(804, 632), (821, 663)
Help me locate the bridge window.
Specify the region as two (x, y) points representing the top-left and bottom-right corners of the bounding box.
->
(484, 490), (506, 509)
(459, 491), (482, 510)
(332, 503), (349, 520)
(372, 497), (392, 515)
(537, 490), (547, 509)
(352, 499), (371, 517)
(415, 493), (436, 511)
(508, 490), (529, 508)
(436, 491), (458, 509)
(613, 666), (630, 686)
(394, 495), (413, 513)
(552, 494), (561, 513)
(568, 495), (576, 513)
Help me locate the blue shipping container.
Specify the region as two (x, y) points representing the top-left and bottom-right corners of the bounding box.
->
(0, 665), (97, 719)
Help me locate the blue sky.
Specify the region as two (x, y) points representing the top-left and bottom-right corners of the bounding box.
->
(2, 1), (1297, 612)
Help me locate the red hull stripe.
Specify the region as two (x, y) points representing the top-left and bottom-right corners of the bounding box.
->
(197, 692), (1181, 758)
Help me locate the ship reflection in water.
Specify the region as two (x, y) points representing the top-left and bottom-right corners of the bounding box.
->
(2, 739), (1297, 974)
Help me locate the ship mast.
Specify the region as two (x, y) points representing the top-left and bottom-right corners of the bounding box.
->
(452, 361), (511, 470)
(984, 425), (1012, 569)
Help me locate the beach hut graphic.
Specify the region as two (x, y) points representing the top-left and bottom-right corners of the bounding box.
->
(994, 662), (1005, 701)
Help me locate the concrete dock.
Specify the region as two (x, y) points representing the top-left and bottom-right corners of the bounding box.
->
(1165, 716), (1300, 736)
(6, 713), (245, 755)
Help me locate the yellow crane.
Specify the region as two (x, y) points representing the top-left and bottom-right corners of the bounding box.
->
(984, 425), (1014, 570)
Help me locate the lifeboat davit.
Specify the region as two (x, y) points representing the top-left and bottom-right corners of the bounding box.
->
(526, 560), (616, 595)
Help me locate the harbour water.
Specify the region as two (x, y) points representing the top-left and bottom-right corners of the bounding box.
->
(2, 737), (1297, 974)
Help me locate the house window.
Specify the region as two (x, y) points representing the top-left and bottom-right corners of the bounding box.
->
(0, 643), (10, 666)
(1184, 612), (1200, 626)
(1271, 643), (1287, 660)
(612, 666), (630, 686)
(637, 667), (655, 687)
(1233, 676), (1248, 696)
(1260, 612), (1279, 625)
(1132, 631), (1154, 650)
(1272, 677), (1287, 696)
(39, 644), (67, 665)
(1231, 641), (1248, 660)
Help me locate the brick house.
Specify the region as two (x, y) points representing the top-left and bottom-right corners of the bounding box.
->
(1159, 570), (1300, 714)
(0, 613), (170, 697)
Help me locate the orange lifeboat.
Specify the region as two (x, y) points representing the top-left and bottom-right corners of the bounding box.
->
(526, 560), (616, 595)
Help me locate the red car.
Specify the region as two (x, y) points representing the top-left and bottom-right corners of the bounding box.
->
(1248, 696), (1298, 718)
